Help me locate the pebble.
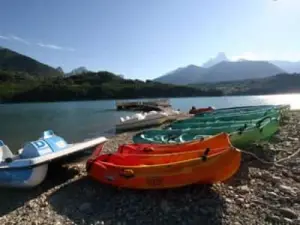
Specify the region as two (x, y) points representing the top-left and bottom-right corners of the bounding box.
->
(267, 191), (278, 198)
(279, 207), (298, 219)
(282, 218), (294, 224)
(237, 185), (250, 194)
(278, 185), (297, 195)
(79, 202), (92, 213)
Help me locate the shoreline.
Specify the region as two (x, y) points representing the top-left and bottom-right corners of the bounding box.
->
(0, 111), (299, 225)
(1, 92), (300, 104)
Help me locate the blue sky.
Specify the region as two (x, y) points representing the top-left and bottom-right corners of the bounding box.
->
(0, 0), (300, 79)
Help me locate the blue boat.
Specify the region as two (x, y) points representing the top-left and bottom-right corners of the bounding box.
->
(0, 130), (107, 188)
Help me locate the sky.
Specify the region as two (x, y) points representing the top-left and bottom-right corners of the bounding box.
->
(0, 0), (300, 80)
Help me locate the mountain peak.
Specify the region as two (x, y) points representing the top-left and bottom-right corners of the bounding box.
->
(202, 52), (229, 68)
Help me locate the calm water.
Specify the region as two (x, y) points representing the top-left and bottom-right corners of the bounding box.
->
(1, 94), (300, 152)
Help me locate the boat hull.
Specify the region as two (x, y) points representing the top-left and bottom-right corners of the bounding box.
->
(116, 116), (168, 132)
(87, 147), (241, 189)
(0, 164), (48, 188)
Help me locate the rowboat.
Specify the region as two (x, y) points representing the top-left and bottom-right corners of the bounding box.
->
(86, 133), (241, 189)
(132, 116), (279, 146)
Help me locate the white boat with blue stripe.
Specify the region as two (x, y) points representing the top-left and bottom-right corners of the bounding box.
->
(0, 130), (107, 188)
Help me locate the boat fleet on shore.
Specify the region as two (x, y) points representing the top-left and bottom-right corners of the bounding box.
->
(0, 104), (290, 189)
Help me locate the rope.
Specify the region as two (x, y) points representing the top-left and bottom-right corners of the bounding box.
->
(238, 147), (300, 167)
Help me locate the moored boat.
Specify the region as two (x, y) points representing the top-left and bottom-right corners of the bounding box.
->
(132, 116), (279, 146)
(0, 130), (107, 188)
(116, 110), (180, 132)
(86, 134), (241, 189)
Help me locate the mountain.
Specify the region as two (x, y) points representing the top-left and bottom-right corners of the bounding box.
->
(194, 60), (285, 83)
(202, 52), (228, 68)
(269, 60), (300, 73)
(0, 48), (62, 77)
(191, 73), (300, 96)
(56, 67), (64, 74)
(153, 65), (207, 85)
(66, 66), (89, 76)
(154, 60), (285, 85)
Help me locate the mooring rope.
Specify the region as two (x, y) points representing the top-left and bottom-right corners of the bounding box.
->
(238, 147), (300, 167)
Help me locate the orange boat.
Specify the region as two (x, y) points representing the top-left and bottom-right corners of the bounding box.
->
(86, 136), (241, 189)
(116, 132), (229, 155)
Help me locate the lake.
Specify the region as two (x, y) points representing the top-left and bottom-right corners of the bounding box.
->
(1, 94), (300, 152)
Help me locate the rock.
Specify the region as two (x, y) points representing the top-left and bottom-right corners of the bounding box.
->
(267, 191), (278, 198)
(282, 218), (293, 224)
(160, 200), (170, 213)
(288, 137), (299, 141)
(279, 207), (298, 219)
(236, 198), (245, 205)
(225, 198), (233, 204)
(271, 175), (281, 183)
(285, 141), (292, 147)
(233, 222), (241, 225)
(237, 185), (250, 194)
(79, 202), (92, 213)
(278, 185), (297, 195)
(267, 215), (281, 222)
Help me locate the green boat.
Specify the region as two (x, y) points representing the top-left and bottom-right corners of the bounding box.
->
(168, 115), (278, 129)
(133, 117), (280, 147)
(195, 104), (290, 117)
(178, 108), (280, 123)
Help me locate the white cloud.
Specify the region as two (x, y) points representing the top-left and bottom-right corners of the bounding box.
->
(10, 35), (30, 45)
(0, 35), (9, 40)
(37, 42), (75, 52)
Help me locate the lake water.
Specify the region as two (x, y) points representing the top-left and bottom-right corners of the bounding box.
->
(1, 94), (300, 152)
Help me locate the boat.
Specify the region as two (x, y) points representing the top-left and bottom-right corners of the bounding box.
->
(177, 108), (280, 122)
(188, 106), (215, 114)
(132, 116), (280, 146)
(115, 133), (229, 154)
(194, 104), (289, 117)
(86, 133), (241, 189)
(116, 110), (180, 132)
(0, 130), (107, 188)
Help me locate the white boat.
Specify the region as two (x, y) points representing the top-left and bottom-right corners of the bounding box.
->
(0, 130), (107, 188)
(116, 110), (180, 132)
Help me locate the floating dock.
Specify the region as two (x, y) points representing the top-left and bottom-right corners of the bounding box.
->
(116, 99), (172, 112)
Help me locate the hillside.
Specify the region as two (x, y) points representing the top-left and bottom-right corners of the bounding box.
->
(190, 73), (300, 95)
(0, 71), (222, 103)
(0, 48), (62, 77)
(154, 60), (285, 85)
(154, 65), (207, 85)
(270, 60), (300, 73)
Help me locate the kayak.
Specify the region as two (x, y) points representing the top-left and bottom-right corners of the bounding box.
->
(194, 104), (289, 117)
(116, 132), (229, 155)
(168, 114), (280, 129)
(176, 109), (280, 123)
(133, 117), (279, 146)
(86, 137), (241, 189)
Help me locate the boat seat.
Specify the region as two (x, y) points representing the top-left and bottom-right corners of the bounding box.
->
(0, 140), (14, 163)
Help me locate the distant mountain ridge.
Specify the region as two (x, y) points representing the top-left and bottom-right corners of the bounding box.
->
(0, 48), (62, 77)
(154, 52), (294, 85)
(65, 66), (89, 76)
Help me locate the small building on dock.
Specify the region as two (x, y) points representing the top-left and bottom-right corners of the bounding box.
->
(115, 99), (172, 112)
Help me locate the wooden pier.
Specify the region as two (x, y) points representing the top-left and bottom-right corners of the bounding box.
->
(116, 99), (172, 112)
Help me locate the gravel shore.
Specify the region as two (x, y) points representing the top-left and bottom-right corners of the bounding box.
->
(0, 111), (299, 225)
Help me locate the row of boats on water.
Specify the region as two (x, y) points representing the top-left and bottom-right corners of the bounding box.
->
(0, 104), (290, 189)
